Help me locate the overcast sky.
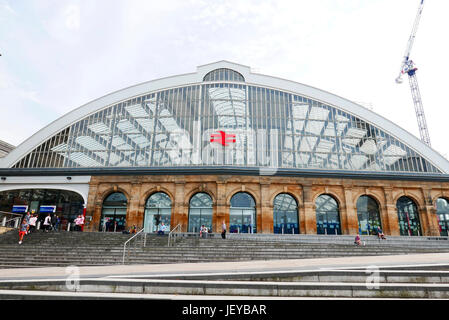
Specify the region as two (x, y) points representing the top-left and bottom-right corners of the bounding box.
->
(1, 0), (448, 159)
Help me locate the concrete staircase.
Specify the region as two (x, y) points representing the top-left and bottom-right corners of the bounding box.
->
(1, 263), (449, 299)
(1, 230), (449, 268)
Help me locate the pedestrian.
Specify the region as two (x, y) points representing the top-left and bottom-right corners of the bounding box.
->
(377, 226), (386, 240)
(28, 214), (37, 234)
(18, 219), (28, 245)
(24, 211), (31, 234)
(158, 222), (166, 235)
(54, 215), (60, 232)
(354, 233), (362, 246)
(43, 213), (51, 232)
(221, 220), (227, 239)
(78, 215), (85, 232)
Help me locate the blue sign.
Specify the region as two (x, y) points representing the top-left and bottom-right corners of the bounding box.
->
(12, 205), (28, 213)
(39, 206), (56, 213)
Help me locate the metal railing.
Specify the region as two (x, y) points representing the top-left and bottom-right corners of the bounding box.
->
(168, 224), (182, 247)
(0, 211), (23, 229)
(122, 228), (146, 264)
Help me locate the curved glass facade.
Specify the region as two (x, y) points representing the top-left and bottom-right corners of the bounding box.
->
(12, 69), (440, 174)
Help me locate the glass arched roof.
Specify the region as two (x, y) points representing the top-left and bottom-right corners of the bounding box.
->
(3, 62), (447, 175)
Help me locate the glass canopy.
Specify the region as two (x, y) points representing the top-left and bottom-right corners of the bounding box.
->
(12, 69), (441, 174)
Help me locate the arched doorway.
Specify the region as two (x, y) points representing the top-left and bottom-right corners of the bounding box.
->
(316, 194), (341, 235)
(273, 193), (299, 234)
(356, 195), (382, 235)
(144, 192), (172, 233)
(230, 192), (256, 233)
(188, 193), (213, 233)
(396, 196), (422, 236)
(0, 189), (85, 231)
(100, 192), (127, 232)
(436, 198), (449, 236)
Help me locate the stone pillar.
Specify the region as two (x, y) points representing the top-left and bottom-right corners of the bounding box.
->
(420, 189), (440, 236)
(126, 182), (142, 230)
(214, 181), (228, 234)
(173, 181), (186, 232)
(302, 184), (316, 234)
(85, 183), (98, 231)
(92, 201), (102, 232)
(260, 182), (272, 234)
(343, 187), (359, 235)
(383, 187), (400, 236)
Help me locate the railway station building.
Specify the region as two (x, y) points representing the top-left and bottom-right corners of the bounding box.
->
(1, 61), (449, 237)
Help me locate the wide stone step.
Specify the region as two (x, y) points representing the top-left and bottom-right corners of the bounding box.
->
(1, 278), (449, 299)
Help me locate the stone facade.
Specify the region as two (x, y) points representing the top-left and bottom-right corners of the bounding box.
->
(85, 174), (449, 236)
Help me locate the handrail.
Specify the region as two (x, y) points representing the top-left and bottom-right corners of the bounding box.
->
(168, 224), (181, 247)
(122, 228), (145, 264)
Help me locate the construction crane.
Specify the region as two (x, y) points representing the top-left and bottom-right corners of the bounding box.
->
(395, 0), (431, 147)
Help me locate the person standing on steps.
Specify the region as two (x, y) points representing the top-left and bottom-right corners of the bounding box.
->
(28, 214), (37, 234)
(43, 213), (51, 233)
(221, 220), (227, 239)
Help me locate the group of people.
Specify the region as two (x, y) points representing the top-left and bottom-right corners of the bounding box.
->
(354, 226), (387, 246)
(198, 221), (227, 239)
(18, 212), (85, 244)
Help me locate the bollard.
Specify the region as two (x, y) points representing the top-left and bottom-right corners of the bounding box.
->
(67, 222), (71, 231)
(14, 218), (19, 228)
(282, 226), (284, 235)
(335, 228), (337, 235)
(2, 216), (5, 227)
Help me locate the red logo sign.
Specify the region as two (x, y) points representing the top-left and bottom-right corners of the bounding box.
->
(210, 131), (236, 146)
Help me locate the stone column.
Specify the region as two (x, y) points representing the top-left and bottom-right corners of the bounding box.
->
(383, 187), (400, 236)
(127, 182), (142, 230)
(173, 181), (186, 232)
(302, 184), (316, 234)
(215, 181), (228, 233)
(343, 186), (358, 235)
(85, 183), (98, 231)
(260, 182), (272, 234)
(92, 201), (102, 232)
(420, 189), (440, 236)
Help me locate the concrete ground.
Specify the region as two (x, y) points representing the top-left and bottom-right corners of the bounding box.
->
(2, 252), (449, 281)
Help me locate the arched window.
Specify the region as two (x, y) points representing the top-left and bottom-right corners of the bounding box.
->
(144, 192), (171, 233)
(230, 192), (256, 233)
(396, 196), (422, 236)
(356, 195), (382, 235)
(203, 68), (245, 82)
(188, 193), (213, 233)
(436, 198), (449, 236)
(273, 194), (299, 234)
(101, 192), (127, 232)
(315, 194), (341, 235)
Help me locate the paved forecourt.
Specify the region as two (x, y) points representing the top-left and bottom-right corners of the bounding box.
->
(2, 252), (449, 281)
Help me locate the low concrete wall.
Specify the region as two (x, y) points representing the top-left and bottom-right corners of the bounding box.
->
(0, 227), (13, 234)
